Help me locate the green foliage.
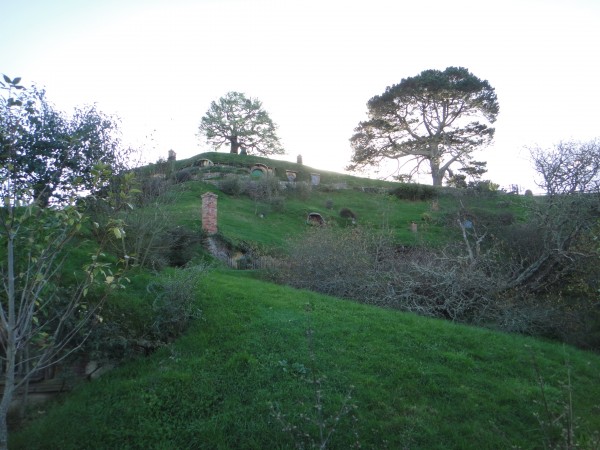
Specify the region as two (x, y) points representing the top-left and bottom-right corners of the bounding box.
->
(0, 81), (127, 207)
(349, 67), (499, 186)
(389, 183), (438, 201)
(173, 167), (198, 184)
(0, 75), (130, 449)
(198, 91), (284, 156)
(86, 265), (207, 360)
(138, 176), (170, 204)
(269, 195), (286, 213)
(285, 181), (312, 200)
(339, 207), (357, 227)
(148, 265), (206, 342)
(219, 174), (246, 196)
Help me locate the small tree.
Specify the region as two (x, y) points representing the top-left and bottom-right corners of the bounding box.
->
(0, 83), (127, 207)
(198, 91), (284, 155)
(0, 76), (126, 449)
(348, 67), (499, 186)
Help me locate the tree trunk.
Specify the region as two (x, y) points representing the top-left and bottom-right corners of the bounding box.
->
(0, 375), (13, 450)
(0, 237), (17, 450)
(430, 159), (444, 186)
(229, 136), (241, 154)
(33, 183), (51, 208)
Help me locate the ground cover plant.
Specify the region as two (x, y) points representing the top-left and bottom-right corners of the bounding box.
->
(10, 271), (600, 449)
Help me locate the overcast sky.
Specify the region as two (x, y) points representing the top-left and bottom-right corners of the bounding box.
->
(2, 0), (599, 191)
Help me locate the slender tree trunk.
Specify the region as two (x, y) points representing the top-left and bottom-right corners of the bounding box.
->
(0, 381), (13, 450)
(0, 237), (17, 450)
(229, 136), (240, 154)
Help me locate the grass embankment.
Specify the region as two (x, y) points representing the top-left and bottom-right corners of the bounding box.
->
(11, 271), (600, 449)
(149, 169), (527, 253)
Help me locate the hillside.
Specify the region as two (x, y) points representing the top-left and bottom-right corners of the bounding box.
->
(147, 151), (526, 252)
(11, 270), (600, 449)
(9, 153), (600, 449)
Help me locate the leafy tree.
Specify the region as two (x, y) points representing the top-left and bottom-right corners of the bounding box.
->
(446, 161), (488, 188)
(348, 67), (499, 186)
(0, 82), (126, 207)
(0, 76), (127, 449)
(198, 91), (284, 155)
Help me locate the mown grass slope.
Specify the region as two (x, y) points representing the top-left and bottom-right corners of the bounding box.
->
(11, 271), (600, 449)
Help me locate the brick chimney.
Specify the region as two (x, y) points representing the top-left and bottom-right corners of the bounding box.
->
(201, 192), (218, 235)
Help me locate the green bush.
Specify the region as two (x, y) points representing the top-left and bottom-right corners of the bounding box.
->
(389, 183), (438, 201)
(85, 265), (208, 360)
(148, 265), (207, 342)
(339, 207), (356, 219)
(219, 174), (246, 196)
(164, 226), (202, 267)
(247, 175), (281, 201)
(285, 181), (311, 200)
(174, 167), (197, 183)
(138, 177), (171, 205)
(270, 196), (286, 212)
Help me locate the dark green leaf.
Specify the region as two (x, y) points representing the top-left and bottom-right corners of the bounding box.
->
(13, 77), (21, 84)
(2, 74), (10, 83)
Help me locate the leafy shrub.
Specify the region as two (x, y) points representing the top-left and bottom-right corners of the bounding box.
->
(219, 174), (246, 196)
(389, 183), (438, 201)
(247, 175), (281, 201)
(148, 265), (207, 341)
(174, 167), (197, 183)
(468, 180), (499, 195)
(164, 226), (202, 267)
(339, 208), (356, 220)
(285, 181), (312, 200)
(270, 196), (286, 212)
(496, 211), (515, 226)
(325, 199), (334, 210)
(87, 265), (208, 360)
(139, 177), (171, 205)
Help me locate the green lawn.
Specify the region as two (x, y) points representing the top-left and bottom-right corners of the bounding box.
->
(11, 270), (600, 449)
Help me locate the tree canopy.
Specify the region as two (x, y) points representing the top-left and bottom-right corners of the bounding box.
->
(198, 91), (284, 156)
(0, 80), (125, 206)
(348, 67), (499, 186)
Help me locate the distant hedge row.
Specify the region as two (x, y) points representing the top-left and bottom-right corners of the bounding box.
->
(388, 183), (439, 201)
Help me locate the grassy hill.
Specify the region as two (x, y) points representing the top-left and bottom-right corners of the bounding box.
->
(11, 270), (600, 449)
(146, 152), (527, 251)
(9, 153), (600, 449)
